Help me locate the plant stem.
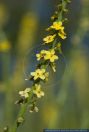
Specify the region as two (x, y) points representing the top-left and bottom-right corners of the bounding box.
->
(11, 89), (34, 132)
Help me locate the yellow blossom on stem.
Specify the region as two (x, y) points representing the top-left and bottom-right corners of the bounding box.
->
(19, 88), (31, 98)
(51, 21), (63, 30)
(58, 28), (67, 39)
(33, 84), (44, 98)
(44, 49), (58, 62)
(36, 49), (58, 63)
(43, 34), (56, 44)
(31, 68), (49, 80)
(36, 50), (46, 61)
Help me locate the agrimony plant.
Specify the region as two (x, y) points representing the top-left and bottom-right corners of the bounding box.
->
(4, 0), (71, 132)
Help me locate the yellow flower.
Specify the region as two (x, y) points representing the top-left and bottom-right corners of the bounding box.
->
(44, 49), (58, 62)
(36, 50), (46, 61)
(46, 21), (64, 32)
(31, 69), (49, 80)
(58, 28), (66, 39)
(51, 21), (63, 30)
(19, 88), (31, 98)
(33, 84), (44, 98)
(43, 35), (56, 44)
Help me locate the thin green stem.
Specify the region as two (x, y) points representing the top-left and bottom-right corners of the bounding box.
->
(11, 88), (34, 132)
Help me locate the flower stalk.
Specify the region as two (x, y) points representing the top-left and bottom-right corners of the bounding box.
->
(4, 0), (71, 132)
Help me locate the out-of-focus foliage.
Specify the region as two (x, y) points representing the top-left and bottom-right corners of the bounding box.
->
(0, 0), (89, 132)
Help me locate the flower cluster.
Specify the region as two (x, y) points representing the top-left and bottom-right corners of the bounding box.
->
(51, 21), (66, 39)
(18, 24), (65, 112)
(36, 49), (58, 62)
(2, 1), (71, 132)
(19, 85), (44, 99)
(18, 0), (69, 113)
(44, 21), (66, 45)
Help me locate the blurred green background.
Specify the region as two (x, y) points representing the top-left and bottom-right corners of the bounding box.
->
(0, 0), (89, 131)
